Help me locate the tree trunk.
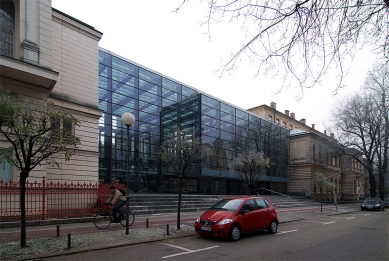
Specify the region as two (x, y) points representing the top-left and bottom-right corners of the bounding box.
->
(380, 93), (389, 200)
(368, 171), (377, 197)
(20, 175), (27, 248)
(365, 159), (377, 197)
(247, 183), (252, 196)
(177, 176), (183, 230)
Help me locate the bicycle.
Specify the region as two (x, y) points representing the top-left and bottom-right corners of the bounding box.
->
(94, 203), (135, 229)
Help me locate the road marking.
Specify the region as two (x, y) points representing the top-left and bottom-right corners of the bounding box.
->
(276, 229), (297, 235)
(330, 216), (355, 220)
(305, 221), (336, 225)
(161, 243), (193, 252)
(161, 243), (219, 259)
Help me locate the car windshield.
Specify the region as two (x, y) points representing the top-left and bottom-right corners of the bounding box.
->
(210, 199), (244, 211)
(364, 198), (379, 203)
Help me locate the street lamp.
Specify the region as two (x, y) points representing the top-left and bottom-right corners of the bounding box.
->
(121, 112), (135, 235)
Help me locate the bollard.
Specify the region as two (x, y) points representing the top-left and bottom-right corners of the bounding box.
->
(67, 233), (72, 249)
(166, 224), (169, 235)
(56, 225), (60, 237)
(146, 218), (149, 228)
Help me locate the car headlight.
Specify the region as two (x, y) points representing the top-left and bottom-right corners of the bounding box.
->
(361, 204), (365, 207)
(374, 204), (380, 207)
(196, 217), (200, 223)
(217, 219), (233, 225)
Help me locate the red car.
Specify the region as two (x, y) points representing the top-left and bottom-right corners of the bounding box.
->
(195, 196), (279, 241)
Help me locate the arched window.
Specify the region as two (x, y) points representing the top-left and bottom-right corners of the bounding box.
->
(0, 0), (15, 57)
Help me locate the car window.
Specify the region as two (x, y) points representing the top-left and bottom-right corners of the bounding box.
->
(365, 198), (379, 203)
(210, 199), (244, 211)
(242, 199), (257, 212)
(255, 199), (268, 209)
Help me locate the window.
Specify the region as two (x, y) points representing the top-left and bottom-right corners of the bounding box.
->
(0, 0), (15, 57)
(50, 117), (75, 141)
(255, 198), (268, 209)
(0, 149), (13, 181)
(242, 199), (257, 211)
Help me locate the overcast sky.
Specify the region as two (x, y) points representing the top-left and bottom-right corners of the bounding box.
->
(52, 0), (378, 132)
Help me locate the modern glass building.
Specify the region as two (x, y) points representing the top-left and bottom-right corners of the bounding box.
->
(98, 48), (289, 195)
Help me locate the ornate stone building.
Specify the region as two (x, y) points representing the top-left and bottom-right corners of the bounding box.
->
(0, 0), (102, 183)
(248, 102), (367, 201)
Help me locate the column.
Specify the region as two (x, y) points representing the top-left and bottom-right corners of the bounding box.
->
(21, 0), (39, 64)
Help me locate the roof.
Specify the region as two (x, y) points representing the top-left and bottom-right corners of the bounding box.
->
(289, 128), (308, 136)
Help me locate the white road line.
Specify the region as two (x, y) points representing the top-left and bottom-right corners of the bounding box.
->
(161, 244), (219, 259)
(330, 216), (355, 220)
(305, 221), (336, 225)
(161, 243), (193, 252)
(276, 229), (297, 235)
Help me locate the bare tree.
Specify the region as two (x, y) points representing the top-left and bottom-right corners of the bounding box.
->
(233, 149), (270, 196)
(0, 88), (81, 248)
(364, 63), (389, 199)
(158, 128), (212, 229)
(330, 63), (388, 198)
(314, 172), (335, 212)
(176, 1), (388, 96)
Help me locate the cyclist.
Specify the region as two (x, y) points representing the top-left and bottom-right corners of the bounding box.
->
(106, 185), (126, 223)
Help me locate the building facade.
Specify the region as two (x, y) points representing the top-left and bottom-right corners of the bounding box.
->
(98, 49), (290, 195)
(248, 103), (368, 200)
(0, 0), (102, 183)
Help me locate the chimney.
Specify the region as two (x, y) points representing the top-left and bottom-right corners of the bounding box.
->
(290, 112), (295, 119)
(324, 130), (327, 135)
(270, 102), (276, 109)
(285, 110), (290, 116)
(330, 133), (334, 138)
(311, 124), (315, 129)
(300, 118), (306, 125)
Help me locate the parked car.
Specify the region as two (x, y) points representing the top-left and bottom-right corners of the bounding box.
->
(384, 198), (389, 208)
(361, 197), (385, 211)
(194, 196), (279, 241)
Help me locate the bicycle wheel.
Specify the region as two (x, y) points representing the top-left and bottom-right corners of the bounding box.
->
(119, 211), (135, 227)
(94, 212), (112, 229)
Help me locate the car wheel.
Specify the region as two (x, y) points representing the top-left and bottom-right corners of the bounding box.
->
(268, 220), (278, 234)
(229, 224), (241, 241)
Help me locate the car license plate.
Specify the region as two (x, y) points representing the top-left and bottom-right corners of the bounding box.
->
(201, 226), (211, 231)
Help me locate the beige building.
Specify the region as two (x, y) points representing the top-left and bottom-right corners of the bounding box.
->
(248, 102), (367, 201)
(0, 0), (102, 183)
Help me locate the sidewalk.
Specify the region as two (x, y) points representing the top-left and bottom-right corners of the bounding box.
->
(0, 203), (361, 261)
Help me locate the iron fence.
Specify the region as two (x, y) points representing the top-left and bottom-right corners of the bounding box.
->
(0, 177), (125, 222)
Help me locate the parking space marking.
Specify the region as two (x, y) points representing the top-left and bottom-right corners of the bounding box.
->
(276, 229), (297, 235)
(305, 221), (336, 225)
(161, 243), (219, 259)
(330, 216), (355, 220)
(161, 243), (193, 252)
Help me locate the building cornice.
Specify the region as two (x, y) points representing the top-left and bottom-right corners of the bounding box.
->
(52, 9), (103, 41)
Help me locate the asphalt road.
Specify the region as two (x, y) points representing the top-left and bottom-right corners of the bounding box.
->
(41, 209), (388, 261)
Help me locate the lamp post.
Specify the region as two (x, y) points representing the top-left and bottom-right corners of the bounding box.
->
(121, 112), (135, 235)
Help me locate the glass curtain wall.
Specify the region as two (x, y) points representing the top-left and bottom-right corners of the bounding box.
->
(98, 49), (289, 194)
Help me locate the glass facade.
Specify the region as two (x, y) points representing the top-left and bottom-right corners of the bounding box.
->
(98, 49), (289, 195)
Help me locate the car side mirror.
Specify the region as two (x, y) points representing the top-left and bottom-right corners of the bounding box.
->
(241, 209), (249, 214)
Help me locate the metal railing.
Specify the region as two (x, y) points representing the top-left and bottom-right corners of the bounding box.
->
(0, 177), (126, 222)
(257, 187), (291, 204)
